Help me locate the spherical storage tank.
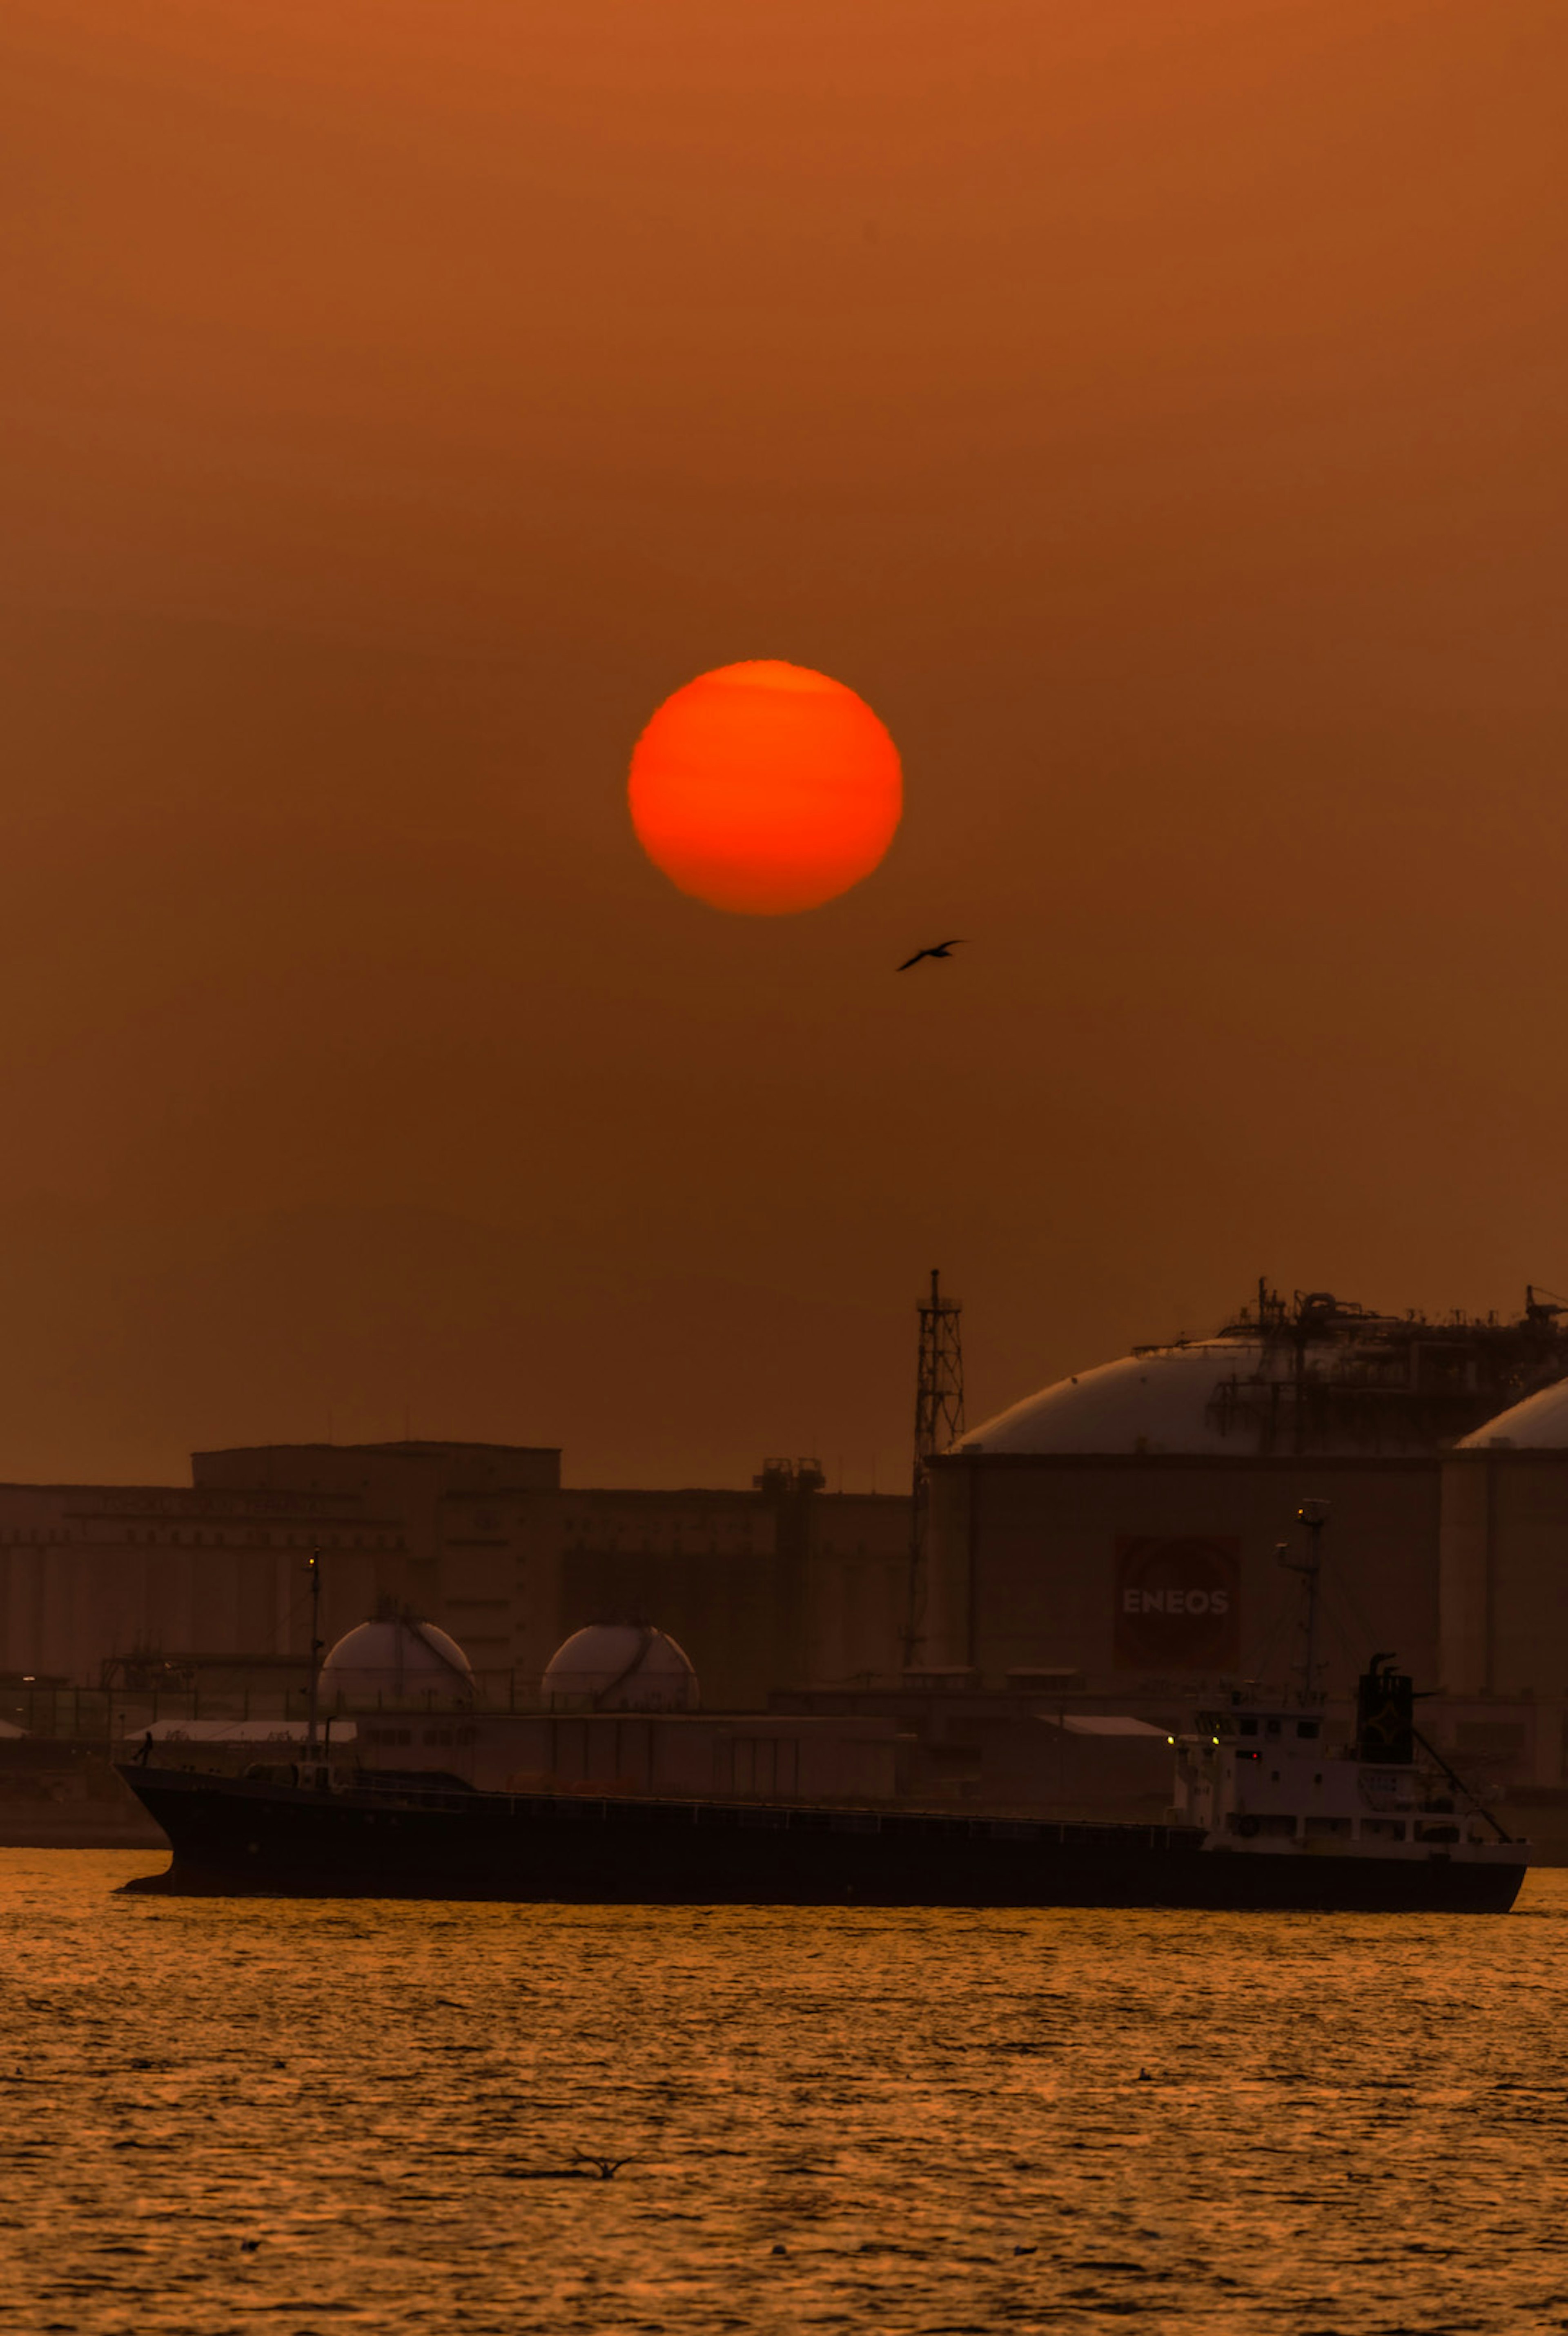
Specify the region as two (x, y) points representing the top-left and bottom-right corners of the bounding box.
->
(320, 1613), (474, 1708)
(543, 1624), (698, 1711)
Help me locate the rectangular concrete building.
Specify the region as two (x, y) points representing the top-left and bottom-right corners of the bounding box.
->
(0, 1441), (911, 1708)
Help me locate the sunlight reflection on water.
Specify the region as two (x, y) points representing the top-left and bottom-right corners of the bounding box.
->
(1, 1851), (1565, 2334)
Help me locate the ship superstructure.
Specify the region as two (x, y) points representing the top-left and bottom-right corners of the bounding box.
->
(1174, 1668), (1521, 1877)
(1169, 1506), (1523, 1884)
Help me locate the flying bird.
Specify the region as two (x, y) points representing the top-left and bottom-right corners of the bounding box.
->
(896, 940), (965, 971)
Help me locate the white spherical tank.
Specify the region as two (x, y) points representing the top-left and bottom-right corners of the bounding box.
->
(321, 1615), (474, 1708)
(543, 1624), (698, 1711)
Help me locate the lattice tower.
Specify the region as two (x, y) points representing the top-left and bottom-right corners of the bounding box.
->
(903, 1269), (965, 1667)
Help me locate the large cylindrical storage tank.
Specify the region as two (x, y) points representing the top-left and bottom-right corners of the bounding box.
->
(1440, 1383), (1568, 1698)
(925, 1340), (1443, 1694)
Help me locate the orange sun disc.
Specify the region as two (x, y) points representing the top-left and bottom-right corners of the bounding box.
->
(628, 660), (902, 915)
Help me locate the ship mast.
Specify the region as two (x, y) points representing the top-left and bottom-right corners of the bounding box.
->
(1275, 1498), (1329, 1706)
(305, 1545), (323, 1749)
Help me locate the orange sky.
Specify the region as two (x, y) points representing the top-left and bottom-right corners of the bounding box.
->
(2, 0), (1566, 1485)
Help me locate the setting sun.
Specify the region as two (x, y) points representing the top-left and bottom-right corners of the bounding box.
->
(628, 661), (902, 915)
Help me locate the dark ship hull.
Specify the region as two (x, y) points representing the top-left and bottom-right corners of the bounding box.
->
(118, 1766), (1527, 1913)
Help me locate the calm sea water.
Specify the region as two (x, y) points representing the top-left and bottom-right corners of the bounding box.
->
(1, 1850), (1566, 2335)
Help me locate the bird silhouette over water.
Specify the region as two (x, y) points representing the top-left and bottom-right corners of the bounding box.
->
(896, 939), (965, 971)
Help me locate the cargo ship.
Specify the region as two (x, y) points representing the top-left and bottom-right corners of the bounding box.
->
(118, 1657), (1527, 1912)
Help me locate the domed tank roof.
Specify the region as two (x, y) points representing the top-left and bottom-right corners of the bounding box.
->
(321, 1612), (474, 1706)
(1457, 1377), (1568, 1450)
(956, 1343), (1271, 1458)
(543, 1624), (698, 1712)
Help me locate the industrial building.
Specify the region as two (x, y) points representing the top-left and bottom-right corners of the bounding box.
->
(0, 1440), (909, 1710)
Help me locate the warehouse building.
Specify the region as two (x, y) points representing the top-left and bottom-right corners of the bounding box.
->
(0, 1441), (909, 1709)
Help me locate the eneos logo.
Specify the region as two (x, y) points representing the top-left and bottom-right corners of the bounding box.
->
(1113, 1536), (1241, 1672)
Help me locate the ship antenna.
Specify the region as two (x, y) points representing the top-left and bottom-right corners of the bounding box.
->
(306, 1545), (323, 1750)
(1275, 1499), (1329, 1706)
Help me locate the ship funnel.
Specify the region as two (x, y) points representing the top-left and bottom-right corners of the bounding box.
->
(1356, 1657), (1414, 1765)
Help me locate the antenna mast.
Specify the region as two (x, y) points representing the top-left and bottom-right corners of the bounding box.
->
(305, 1545), (323, 1749)
(902, 1269), (965, 1668)
(1274, 1499), (1329, 1706)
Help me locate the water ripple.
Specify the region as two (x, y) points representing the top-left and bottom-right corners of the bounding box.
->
(0, 1853), (1564, 2332)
